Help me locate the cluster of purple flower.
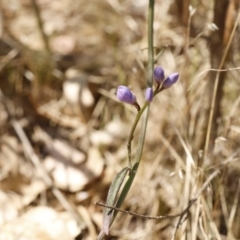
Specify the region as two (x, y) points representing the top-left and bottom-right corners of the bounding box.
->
(116, 66), (179, 110)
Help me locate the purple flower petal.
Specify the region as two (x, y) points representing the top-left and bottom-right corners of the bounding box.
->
(145, 87), (153, 103)
(162, 73), (179, 89)
(154, 66), (165, 83)
(117, 86), (136, 104)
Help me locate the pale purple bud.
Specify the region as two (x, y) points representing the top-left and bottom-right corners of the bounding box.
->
(117, 85), (137, 105)
(145, 87), (153, 103)
(154, 66), (165, 83)
(162, 73), (179, 89)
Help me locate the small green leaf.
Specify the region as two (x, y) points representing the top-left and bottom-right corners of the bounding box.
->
(102, 167), (129, 235)
(116, 163), (139, 208)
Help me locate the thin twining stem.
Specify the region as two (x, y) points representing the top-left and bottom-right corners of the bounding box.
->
(96, 199), (196, 220)
(96, 170), (219, 220)
(127, 89), (159, 168)
(127, 102), (148, 168)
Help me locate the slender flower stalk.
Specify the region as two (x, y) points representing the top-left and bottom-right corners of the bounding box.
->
(127, 101), (148, 168)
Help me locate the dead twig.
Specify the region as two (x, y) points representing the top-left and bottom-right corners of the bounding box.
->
(96, 170), (219, 218)
(96, 198), (196, 220)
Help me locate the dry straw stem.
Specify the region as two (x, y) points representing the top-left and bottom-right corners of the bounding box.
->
(201, 196), (222, 240)
(0, 89), (85, 230)
(174, 126), (194, 236)
(203, 12), (240, 163)
(219, 185), (229, 229)
(188, 66), (240, 91)
(191, 197), (201, 239)
(227, 178), (240, 239)
(158, 133), (185, 168)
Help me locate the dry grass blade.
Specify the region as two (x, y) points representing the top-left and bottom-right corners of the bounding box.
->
(203, 12), (240, 162)
(201, 196), (222, 240)
(227, 178), (240, 239)
(159, 133), (185, 168)
(1, 0), (240, 239)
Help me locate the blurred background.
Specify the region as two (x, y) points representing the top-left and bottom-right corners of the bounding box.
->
(0, 0), (240, 239)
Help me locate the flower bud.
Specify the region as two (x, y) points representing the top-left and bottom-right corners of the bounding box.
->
(162, 73), (179, 89)
(145, 87), (153, 103)
(154, 66), (165, 83)
(117, 85), (137, 105)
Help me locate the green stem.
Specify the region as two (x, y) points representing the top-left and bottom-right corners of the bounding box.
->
(97, 1), (155, 239)
(127, 0), (156, 166)
(127, 102), (148, 168)
(127, 88), (159, 168)
(148, 0), (154, 88)
(116, 0), (155, 225)
(116, 0), (155, 228)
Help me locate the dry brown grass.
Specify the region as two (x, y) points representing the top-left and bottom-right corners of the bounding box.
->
(0, 0), (240, 239)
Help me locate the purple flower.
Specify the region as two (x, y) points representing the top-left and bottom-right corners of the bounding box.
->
(154, 66), (165, 83)
(145, 87), (153, 103)
(162, 73), (179, 89)
(117, 86), (137, 105)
